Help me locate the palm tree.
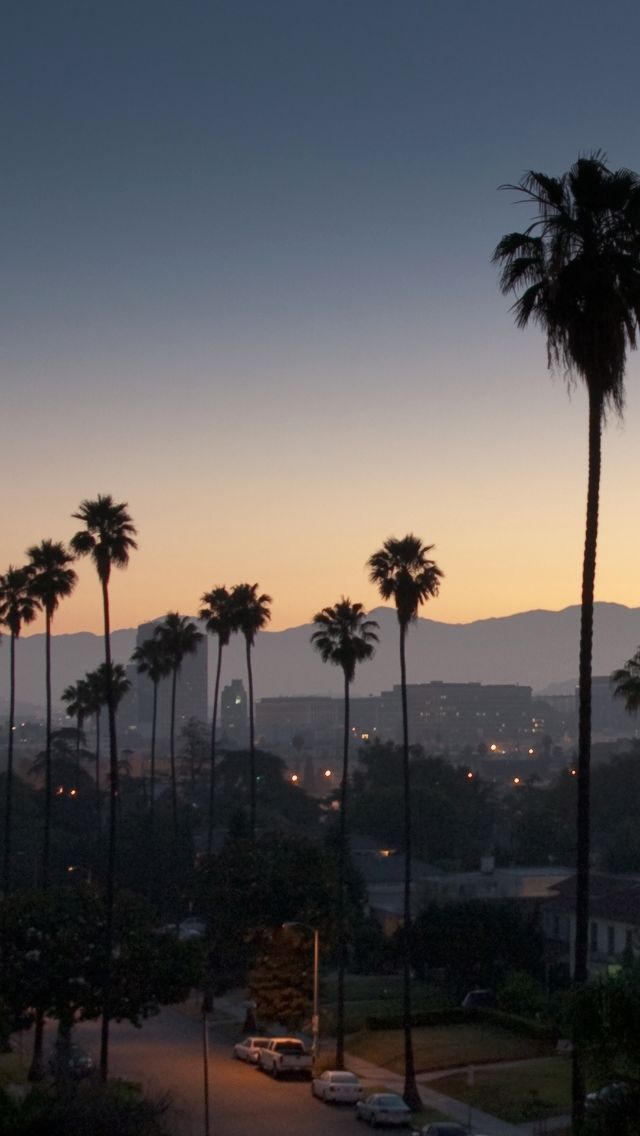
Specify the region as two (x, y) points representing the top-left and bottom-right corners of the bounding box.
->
(230, 583), (272, 839)
(311, 598), (378, 1068)
(493, 154), (640, 1128)
(70, 495), (137, 1082)
(131, 636), (171, 829)
(26, 540), (77, 890)
(368, 535), (442, 1109)
(61, 678), (91, 776)
(153, 613), (204, 841)
(612, 648), (640, 715)
(84, 667), (106, 821)
(0, 565), (40, 894)
(199, 585), (235, 853)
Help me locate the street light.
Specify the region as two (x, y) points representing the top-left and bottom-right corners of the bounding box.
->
(282, 921), (319, 1065)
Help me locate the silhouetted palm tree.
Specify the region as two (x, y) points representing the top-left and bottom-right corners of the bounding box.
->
(368, 535), (442, 1109)
(61, 678), (91, 776)
(493, 154), (640, 1128)
(26, 540), (77, 890)
(70, 495), (137, 1081)
(612, 648), (640, 715)
(153, 612), (203, 841)
(230, 583), (271, 839)
(131, 636), (171, 829)
(84, 667), (106, 821)
(311, 598), (378, 1068)
(0, 565), (40, 894)
(199, 585), (235, 853)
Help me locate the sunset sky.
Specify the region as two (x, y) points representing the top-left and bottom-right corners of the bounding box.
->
(3, 0), (640, 637)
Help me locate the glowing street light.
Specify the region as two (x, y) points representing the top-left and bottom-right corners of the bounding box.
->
(282, 921), (319, 1065)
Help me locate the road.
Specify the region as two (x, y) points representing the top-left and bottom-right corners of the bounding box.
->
(74, 1008), (362, 1136)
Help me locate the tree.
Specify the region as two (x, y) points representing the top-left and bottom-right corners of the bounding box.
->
(0, 565), (40, 894)
(199, 585), (235, 853)
(493, 154), (640, 1130)
(612, 647), (640, 716)
(153, 613), (204, 842)
(84, 667), (106, 822)
(311, 597), (378, 1066)
(368, 534), (442, 1108)
(230, 583), (271, 840)
(26, 540), (77, 891)
(70, 495), (137, 1081)
(61, 678), (91, 776)
(131, 636), (171, 830)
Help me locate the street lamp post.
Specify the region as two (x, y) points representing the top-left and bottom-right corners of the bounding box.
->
(282, 921), (319, 1065)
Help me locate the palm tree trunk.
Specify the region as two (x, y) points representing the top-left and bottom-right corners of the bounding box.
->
(246, 638), (256, 840)
(100, 578), (118, 1083)
(335, 669), (350, 1069)
(207, 642), (223, 855)
(75, 713), (81, 777)
(41, 611), (52, 890)
(399, 623), (420, 1111)
(95, 710), (101, 824)
(170, 667), (178, 842)
(571, 390), (602, 1131)
(150, 680), (158, 831)
(3, 632), (17, 895)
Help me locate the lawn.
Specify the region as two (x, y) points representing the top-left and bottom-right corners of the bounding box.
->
(347, 1022), (553, 1074)
(428, 1057), (571, 1124)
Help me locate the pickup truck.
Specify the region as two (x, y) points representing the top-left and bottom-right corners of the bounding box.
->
(257, 1037), (312, 1079)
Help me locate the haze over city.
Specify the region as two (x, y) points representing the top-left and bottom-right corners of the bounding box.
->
(4, 0), (640, 640)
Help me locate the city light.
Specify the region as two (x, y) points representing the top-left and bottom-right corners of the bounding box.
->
(513, 777), (521, 785)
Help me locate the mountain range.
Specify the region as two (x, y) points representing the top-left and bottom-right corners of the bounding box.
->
(2, 602), (640, 716)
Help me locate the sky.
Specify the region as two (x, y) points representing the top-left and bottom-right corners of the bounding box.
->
(3, 0), (640, 638)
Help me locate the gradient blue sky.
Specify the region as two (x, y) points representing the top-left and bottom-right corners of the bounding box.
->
(3, 0), (640, 635)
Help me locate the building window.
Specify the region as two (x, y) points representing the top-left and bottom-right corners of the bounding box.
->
(626, 929), (634, 954)
(607, 926), (615, 955)
(590, 922), (599, 953)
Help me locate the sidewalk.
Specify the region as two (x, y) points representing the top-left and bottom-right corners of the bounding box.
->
(345, 1051), (571, 1136)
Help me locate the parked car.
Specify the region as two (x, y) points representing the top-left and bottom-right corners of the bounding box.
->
(48, 1043), (94, 1079)
(312, 1069), (362, 1103)
(356, 1092), (412, 1126)
(233, 1036), (271, 1064)
(258, 1037), (312, 1079)
(585, 1081), (630, 1110)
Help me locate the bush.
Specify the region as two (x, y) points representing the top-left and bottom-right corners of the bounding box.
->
(0, 1080), (171, 1136)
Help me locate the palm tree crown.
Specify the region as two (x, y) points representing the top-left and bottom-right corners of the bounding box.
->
(131, 636), (171, 686)
(492, 154), (640, 412)
(367, 534), (443, 627)
(154, 612), (204, 671)
(26, 540), (77, 617)
(612, 648), (640, 715)
(199, 585), (235, 646)
(231, 583), (272, 644)
(0, 565), (40, 638)
(311, 598), (379, 682)
(70, 495), (137, 584)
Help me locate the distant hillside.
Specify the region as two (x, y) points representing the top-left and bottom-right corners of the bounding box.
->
(3, 602), (640, 714)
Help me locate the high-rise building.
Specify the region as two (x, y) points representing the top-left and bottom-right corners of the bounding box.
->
(220, 678), (248, 747)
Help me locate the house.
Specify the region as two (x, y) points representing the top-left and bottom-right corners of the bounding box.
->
(542, 873), (640, 975)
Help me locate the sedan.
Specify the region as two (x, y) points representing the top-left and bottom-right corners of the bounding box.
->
(312, 1070), (363, 1104)
(356, 1092), (412, 1127)
(233, 1037), (271, 1064)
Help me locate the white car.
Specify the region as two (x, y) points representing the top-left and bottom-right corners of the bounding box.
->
(233, 1036), (271, 1064)
(312, 1069), (363, 1103)
(356, 1092), (412, 1127)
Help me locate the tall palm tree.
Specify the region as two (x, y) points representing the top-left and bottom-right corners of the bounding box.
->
(199, 585), (235, 853)
(131, 636), (171, 829)
(368, 535), (442, 1109)
(493, 154), (640, 1129)
(26, 540), (77, 890)
(61, 678), (91, 776)
(153, 612), (204, 842)
(311, 598), (378, 1068)
(84, 667), (106, 821)
(0, 566), (40, 894)
(70, 495), (137, 1082)
(230, 583), (271, 840)
(612, 648), (640, 715)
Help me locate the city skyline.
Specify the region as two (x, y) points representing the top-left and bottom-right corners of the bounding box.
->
(4, 1), (640, 638)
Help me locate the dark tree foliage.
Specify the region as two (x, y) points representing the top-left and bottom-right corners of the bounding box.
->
(409, 900), (544, 996)
(248, 925), (310, 1028)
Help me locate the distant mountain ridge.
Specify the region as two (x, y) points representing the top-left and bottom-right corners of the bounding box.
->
(3, 602), (640, 714)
